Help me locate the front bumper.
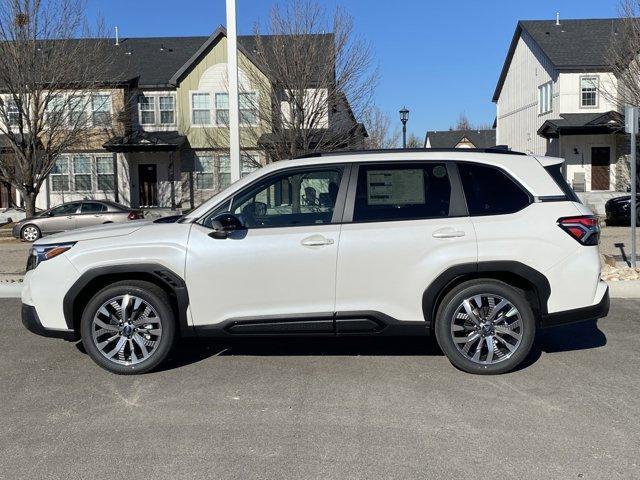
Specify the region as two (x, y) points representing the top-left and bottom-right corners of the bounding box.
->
(540, 286), (610, 328)
(21, 303), (77, 341)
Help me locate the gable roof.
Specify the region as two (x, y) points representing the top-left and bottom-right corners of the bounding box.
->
(493, 18), (621, 102)
(34, 28), (333, 88)
(537, 111), (623, 138)
(425, 129), (496, 149)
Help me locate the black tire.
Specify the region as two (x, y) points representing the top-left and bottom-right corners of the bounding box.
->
(434, 279), (535, 375)
(80, 280), (176, 374)
(20, 224), (41, 242)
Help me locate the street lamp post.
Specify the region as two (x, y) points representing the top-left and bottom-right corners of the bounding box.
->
(399, 107), (410, 148)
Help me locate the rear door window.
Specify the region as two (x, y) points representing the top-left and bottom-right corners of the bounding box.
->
(352, 163), (452, 222)
(458, 163), (531, 216)
(544, 163), (581, 203)
(81, 202), (107, 213)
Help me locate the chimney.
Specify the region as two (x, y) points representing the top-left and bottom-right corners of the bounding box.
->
(555, 12), (561, 26)
(115, 26), (120, 46)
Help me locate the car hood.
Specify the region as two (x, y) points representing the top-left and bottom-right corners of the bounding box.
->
(34, 220), (150, 245)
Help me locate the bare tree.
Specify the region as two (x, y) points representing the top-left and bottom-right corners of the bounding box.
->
(406, 133), (422, 148)
(453, 113), (472, 131)
(245, 0), (377, 161)
(0, 0), (117, 216)
(606, 1), (640, 107)
(362, 106), (400, 149)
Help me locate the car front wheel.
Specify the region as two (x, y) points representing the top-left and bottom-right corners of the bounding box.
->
(21, 224), (41, 242)
(80, 281), (176, 374)
(435, 280), (535, 375)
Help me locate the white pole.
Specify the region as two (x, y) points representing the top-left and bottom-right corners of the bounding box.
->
(226, 0), (241, 182)
(632, 122), (637, 269)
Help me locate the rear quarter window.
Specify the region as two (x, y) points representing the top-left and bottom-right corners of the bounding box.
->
(544, 163), (581, 203)
(458, 163), (531, 216)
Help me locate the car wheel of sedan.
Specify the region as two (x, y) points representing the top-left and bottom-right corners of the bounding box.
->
(21, 224), (41, 242)
(435, 279), (535, 375)
(80, 280), (176, 375)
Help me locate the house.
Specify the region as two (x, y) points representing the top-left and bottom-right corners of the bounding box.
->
(425, 129), (496, 149)
(493, 18), (629, 194)
(5, 27), (364, 212)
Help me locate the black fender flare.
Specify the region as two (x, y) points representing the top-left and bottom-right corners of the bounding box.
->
(62, 263), (193, 336)
(421, 261), (551, 328)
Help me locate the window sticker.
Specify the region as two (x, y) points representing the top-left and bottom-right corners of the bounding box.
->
(366, 169), (425, 205)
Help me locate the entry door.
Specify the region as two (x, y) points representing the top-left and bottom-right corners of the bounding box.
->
(591, 147), (611, 190)
(138, 164), (158, 206)
(185, 165), (348, 328)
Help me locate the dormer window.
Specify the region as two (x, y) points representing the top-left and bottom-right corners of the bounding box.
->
(538, 82), (553, 114)
(580, 76), (598, 108)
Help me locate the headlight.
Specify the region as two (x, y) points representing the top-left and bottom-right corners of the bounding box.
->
(26, 243), (76, 271)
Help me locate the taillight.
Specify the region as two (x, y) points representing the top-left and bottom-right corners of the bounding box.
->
(128, 211), (143, 220)
(558, 216), (599, 245)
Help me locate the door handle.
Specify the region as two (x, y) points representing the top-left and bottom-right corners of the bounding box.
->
(301, 235), (335, 247)
(432, 228), (466, 239)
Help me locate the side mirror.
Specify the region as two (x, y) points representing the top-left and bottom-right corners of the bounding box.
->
(209, 213), (244, 239)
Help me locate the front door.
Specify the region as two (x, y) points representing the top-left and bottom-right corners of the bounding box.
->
(185, 164), (348, 329)
(138, 164), (158, 207)
(45, 202), (81, 233)
(591, 147), (610, 190)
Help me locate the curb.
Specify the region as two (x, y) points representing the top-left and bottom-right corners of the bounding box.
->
(607, 280), (640, 299)
(0, 282), (22, 299)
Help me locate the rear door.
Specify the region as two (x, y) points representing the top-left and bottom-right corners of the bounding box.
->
(76, 201), (107, 228)
(335, 161), (477, 325)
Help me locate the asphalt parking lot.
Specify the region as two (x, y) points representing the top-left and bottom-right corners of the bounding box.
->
(0, 298), (639, 479)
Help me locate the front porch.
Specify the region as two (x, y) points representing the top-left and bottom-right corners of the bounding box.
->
(539, 111), (629, 194)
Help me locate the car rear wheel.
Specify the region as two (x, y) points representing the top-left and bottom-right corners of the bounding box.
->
(435, 279), (535, 375)
(21, 224), (41, 242)
(80, 281), (176, 374)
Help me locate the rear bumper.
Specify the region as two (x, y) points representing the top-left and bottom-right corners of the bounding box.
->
(21, 303), (77, 341)
(541, 286), (610, 328)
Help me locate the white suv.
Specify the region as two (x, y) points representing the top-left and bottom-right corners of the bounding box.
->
(21, 149), (609, 375)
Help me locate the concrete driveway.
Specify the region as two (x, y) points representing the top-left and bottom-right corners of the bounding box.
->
(0, 298), (639, 479)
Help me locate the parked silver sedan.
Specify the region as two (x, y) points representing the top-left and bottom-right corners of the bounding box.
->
(12, 201), (144, 242)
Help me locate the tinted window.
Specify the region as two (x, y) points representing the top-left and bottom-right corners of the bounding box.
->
(81, 202), (107, 213)
(458, 163), (530, 215)
(353, 163), (451, 222)
(224, 167), (343, 228)
(544, 164), (581, 203)
(49, 203), (81, 216)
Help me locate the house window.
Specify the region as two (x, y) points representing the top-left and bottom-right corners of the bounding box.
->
(538, 82), (553, 114)
(91, 93), (112, 127)
(240, 92), (258, 125)
(219, 155), (231, 189)
(159, 96), (175, 124)
(73, 155), (92, 191)
(581, 76), (599, 107)
(50, 157), (70, 192)
(46, 94), (66, 127)
(192, 93), (211, 125)
(69, 95), (88, 126)
(215, 93), (229, 125)
(96, 156), (115, 191)
(195, 154), (214, 189)
(139, 95), (156, 125)
(7, 101), (20, 126)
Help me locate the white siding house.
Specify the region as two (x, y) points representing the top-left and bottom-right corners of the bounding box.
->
(494, 18), (629, 195)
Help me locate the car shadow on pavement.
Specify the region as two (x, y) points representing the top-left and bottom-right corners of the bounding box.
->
(517, 320), (607, 371)
(74, 320), (607, 373)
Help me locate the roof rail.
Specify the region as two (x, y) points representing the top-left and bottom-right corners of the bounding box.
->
(293, 147), (527, 160)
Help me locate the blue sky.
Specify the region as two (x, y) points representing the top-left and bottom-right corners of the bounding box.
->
(87, 0), (619, 139)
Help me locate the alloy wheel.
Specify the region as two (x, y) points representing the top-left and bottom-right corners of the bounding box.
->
(450, 294), (523, 365)
(91, 294), (163, 366)
(22, 226), (39, 242)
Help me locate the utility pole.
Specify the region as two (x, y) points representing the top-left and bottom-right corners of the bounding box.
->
(625, 106), (638, 268)
(226, 0), (241, 182)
